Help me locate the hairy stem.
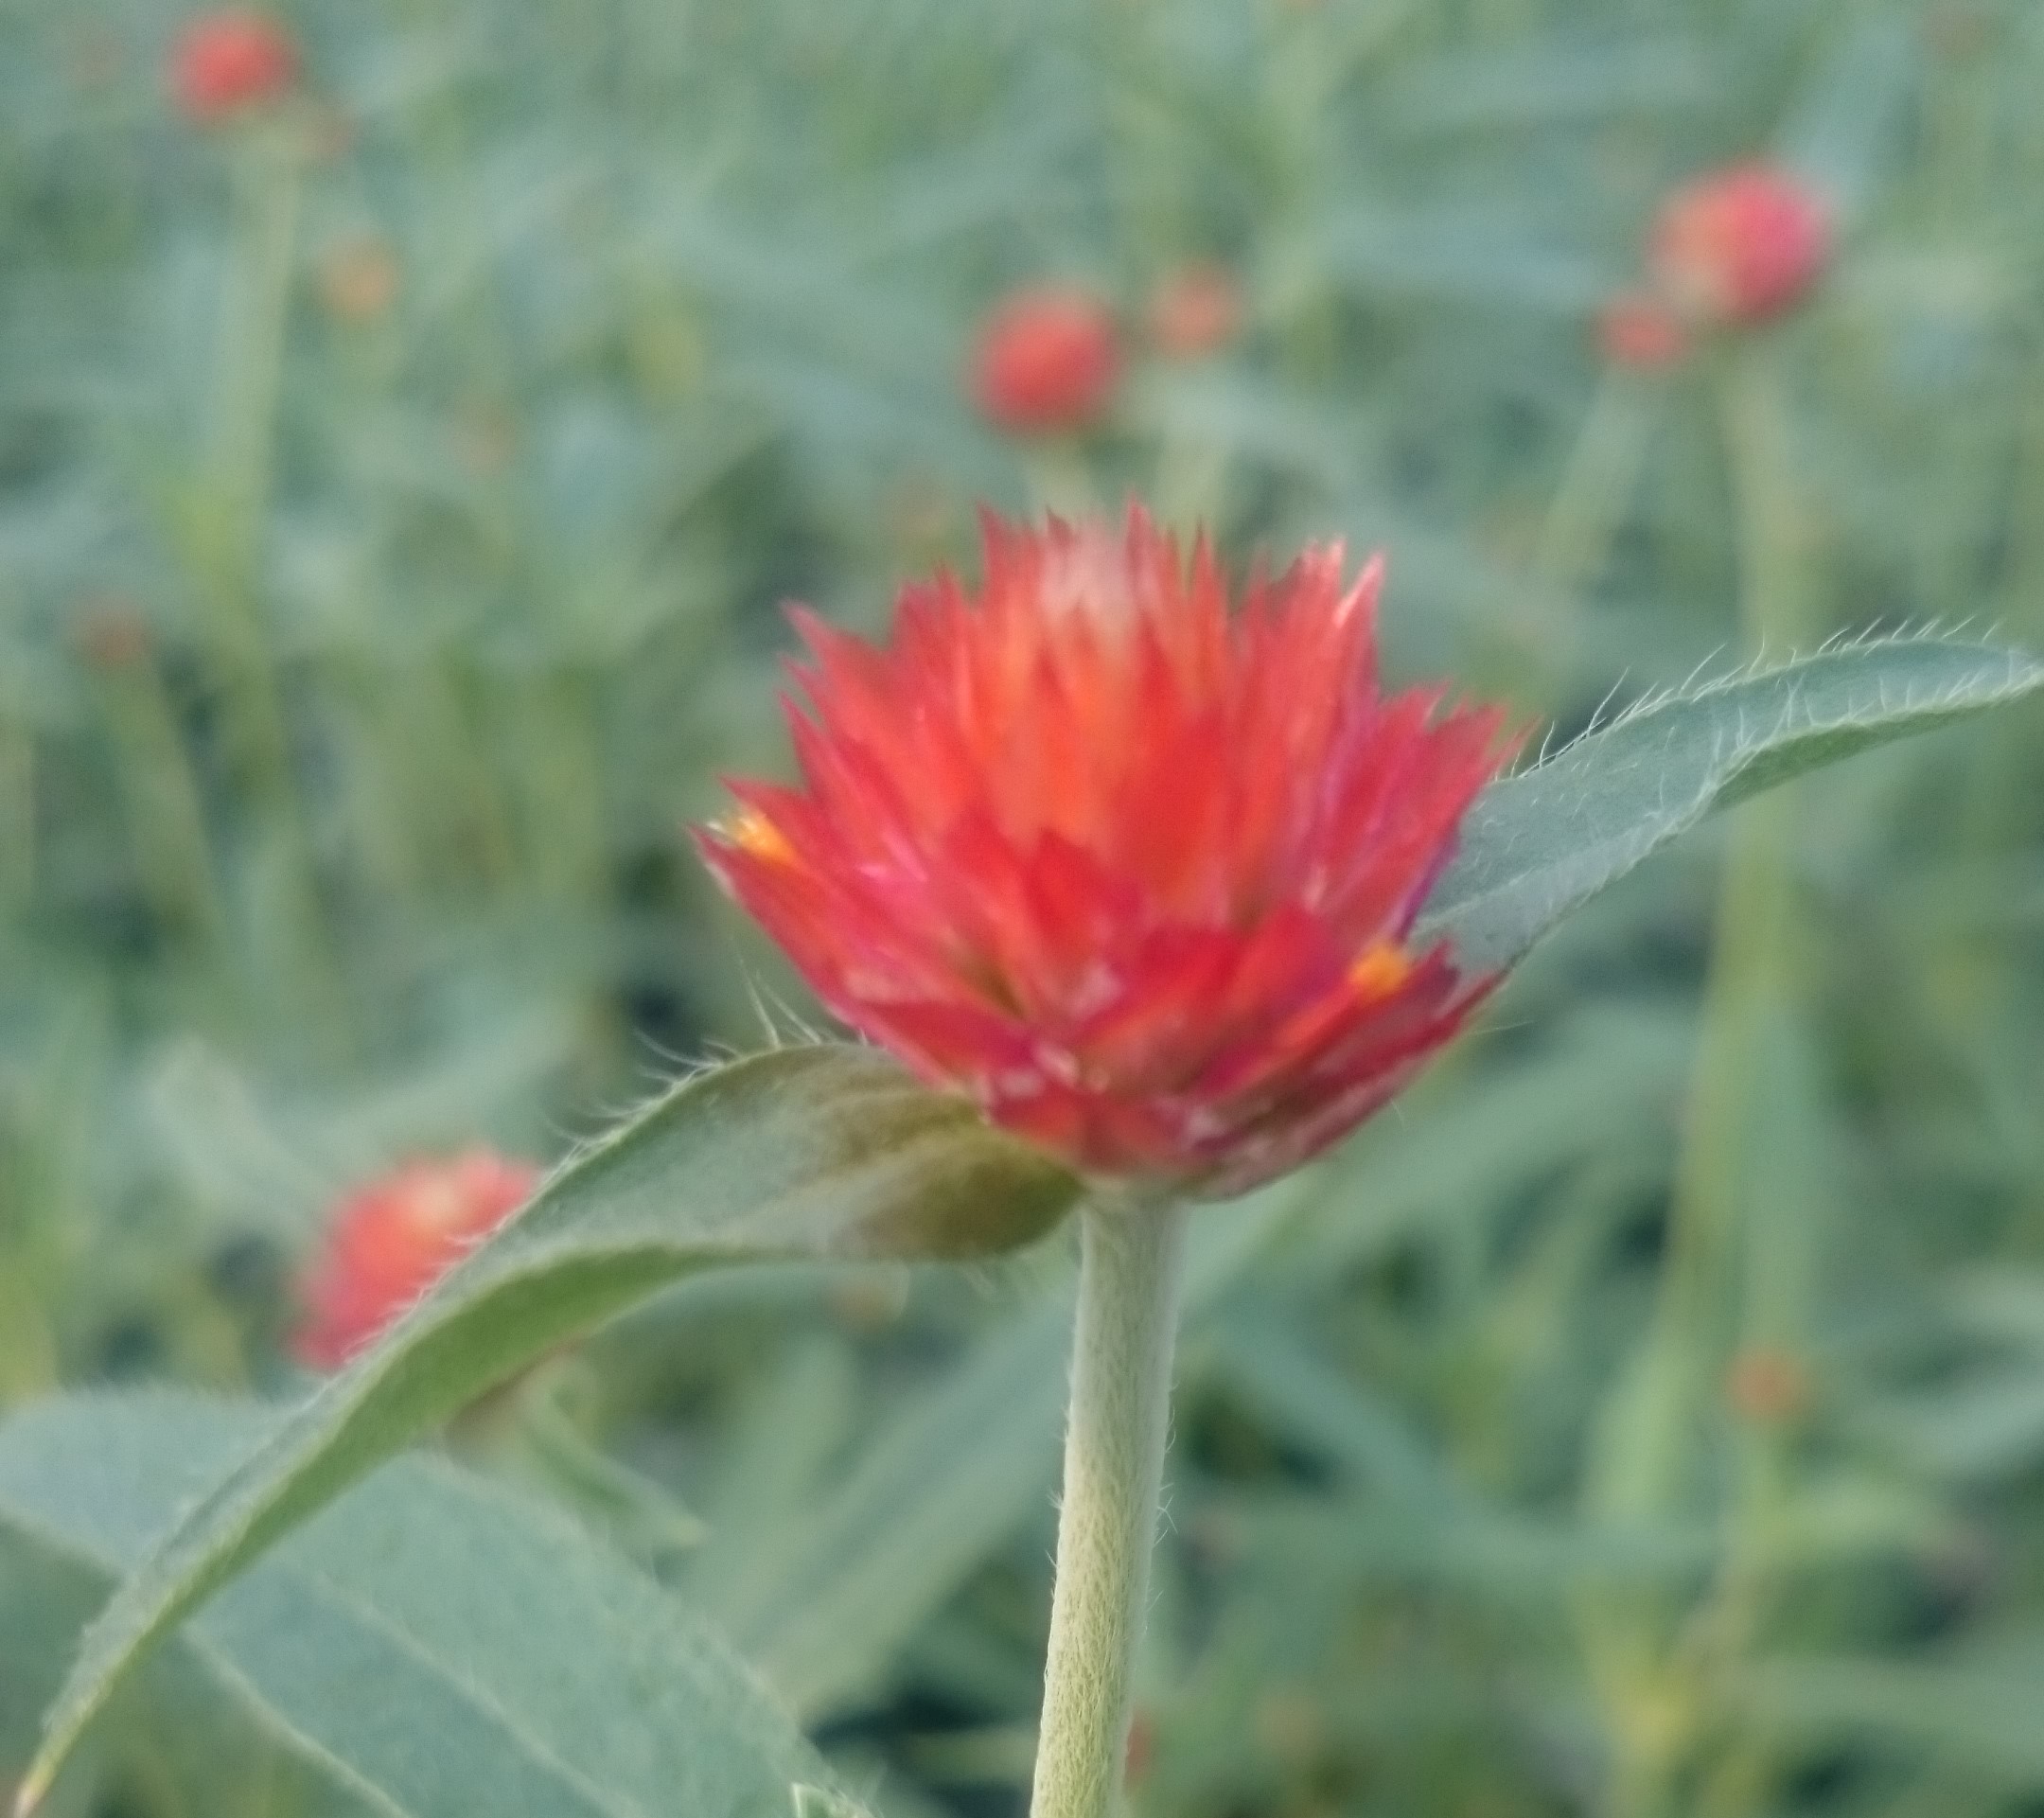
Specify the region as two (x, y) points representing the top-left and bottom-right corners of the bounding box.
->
(1030, 1196), (1189, 1818)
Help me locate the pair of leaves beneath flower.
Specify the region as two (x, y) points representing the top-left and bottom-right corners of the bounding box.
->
(18, 633), (2044, 1810)
(0, 1390), (858, 1818)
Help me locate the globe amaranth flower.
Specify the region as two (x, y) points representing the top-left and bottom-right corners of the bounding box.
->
(295, 1150), (539, 1368)
(171, 9), (298, 124)
(1648, 163), (1831, 328)
(970, 286), (1120, 435)
(699, 510), (1518, 1197)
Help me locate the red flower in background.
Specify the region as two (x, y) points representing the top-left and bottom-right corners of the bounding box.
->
(1147, 262), (1242, 361)
(295, 1150), (539, 1368)
(699, 510), (1516, 1196)
(171, 9), (297, 124)
(1596, 290), (1689, 370)
(1648, 163), (1831, 328)
(970, 286), (1120, 434)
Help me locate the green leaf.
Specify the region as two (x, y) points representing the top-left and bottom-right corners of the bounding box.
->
(1739, 1635), (2044, 1788)
(0, 1390), (865, 1816)
(1421, 637), (2044, 972)
(18, 1046), (1077, 1811)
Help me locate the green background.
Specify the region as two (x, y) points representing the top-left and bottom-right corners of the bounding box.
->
(6, 2), (2044, 1814)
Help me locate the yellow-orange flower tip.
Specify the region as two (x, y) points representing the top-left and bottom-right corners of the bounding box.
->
(1348, 941), (1413, 999)
(696, 507), (1523, 1197)
(293, 1149), (540, 1368)
(721, 804), (797, 865)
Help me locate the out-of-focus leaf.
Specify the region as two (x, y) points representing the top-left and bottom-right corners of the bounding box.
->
(1862, 1368), (2044, 1484)
(1272, 1004), (1690, 1283)
(1422, 638), (2044, 972)
(1321, 205), (1611, 312)
(18, 1047), (1078, 1808)
(1776, 14), (1916, 225)
(1197, 1489), (1715, 1597)
(1385, 35), (1713, 133)
(0, 1390), (862, 1816)
(1741, 1636), (2044, 1788)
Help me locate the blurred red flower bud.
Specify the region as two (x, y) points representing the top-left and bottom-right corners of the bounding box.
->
(969, 285), (1120, 435)
(1595, 291), (1689, 370)
(1648, 163), (1831, 328)
(1147, 261), (1242, 361)
(171, 9), (298, 124)
(317, 235), (400, 324)
(295, 1150), (539, 1369)
(72, 597), (153, 670)
(1725, 1346), (1811, 1425)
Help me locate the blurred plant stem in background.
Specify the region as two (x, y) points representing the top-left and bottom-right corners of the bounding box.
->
(83, 627), (222, 944)
(1583, 344), (1814, 1818)
(0, 712), (31, 917)
(0, 1260), (57, 1405)
(1153, 435), (1229, 538)
(1023, 443), (1101, 522)
(1528, 368), (1662, 692)
(168, 120), (346, 1041)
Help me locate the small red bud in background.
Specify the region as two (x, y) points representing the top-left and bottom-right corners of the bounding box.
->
(295, 1150), (539, 1369)
(72, 597), (153, 670)
(317, 235), (400, 324)
(968, 285), (1119, 434)
(1596, 290), (1689, 370)
(1725, 1346), (1812, 1425)
(1147, 261), (1242, 361)
(1648, 163), (1831, 328)
(171, 9), (298, 125)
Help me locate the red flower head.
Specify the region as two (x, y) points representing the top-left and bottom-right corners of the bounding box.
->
(1596, 290), (1689, 371)
(1648, 163), (1831, 328)
(294, 1150), (539, 1369)
(1147, 262), (1243, 361)
(171, 9), (298, 124)
(970, 286), (1120, 435)
(699, 511), (1517, 1197)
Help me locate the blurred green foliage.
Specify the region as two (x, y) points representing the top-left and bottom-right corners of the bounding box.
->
(5, 1), (2044, 1815)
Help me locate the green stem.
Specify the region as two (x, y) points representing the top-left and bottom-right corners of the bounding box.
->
(1530, 368), (1656, 598)
(0, 714), (31, 918)
(1030, 1196), (1189, 1818)
(91, 644), (221, 942)
(1512, 366), (1659, 709)
(1581, 344), (1811, 1818)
